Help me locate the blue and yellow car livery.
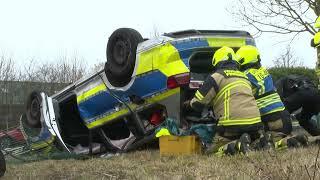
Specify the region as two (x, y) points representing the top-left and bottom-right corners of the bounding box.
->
(76, 33), (252, 129)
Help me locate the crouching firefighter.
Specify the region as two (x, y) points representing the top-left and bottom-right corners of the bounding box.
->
(185, 46), (264, 155)
(235, 45), (303, 150)
(276, 75), (320, 137)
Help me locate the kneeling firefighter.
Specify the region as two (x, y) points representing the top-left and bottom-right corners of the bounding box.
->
(235, 46), (305, 150)
(185, 46), (264, 155)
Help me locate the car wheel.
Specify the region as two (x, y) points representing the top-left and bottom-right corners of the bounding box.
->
(105, 28), (143, 87)
(0, 150), (5, 177)
(26, 91), (42, 128)
(0, 137), (11, 149)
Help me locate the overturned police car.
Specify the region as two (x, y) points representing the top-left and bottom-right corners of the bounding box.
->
(21, 28), (256, 154)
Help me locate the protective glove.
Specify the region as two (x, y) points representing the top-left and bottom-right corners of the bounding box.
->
(182, 100), (192, 112)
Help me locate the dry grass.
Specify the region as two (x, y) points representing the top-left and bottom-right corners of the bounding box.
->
(2, 145), (320, 180)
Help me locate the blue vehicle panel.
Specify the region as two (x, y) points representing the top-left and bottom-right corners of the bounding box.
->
(77, 71), (168, 124)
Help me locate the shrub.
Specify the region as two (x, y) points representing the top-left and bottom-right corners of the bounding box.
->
(268, 67), (318, 85)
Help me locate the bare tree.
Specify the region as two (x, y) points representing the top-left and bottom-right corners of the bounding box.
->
(231, 0), (318, 36)
(0, 55), (18, 130)
(0, 55), (16, 82)
(0, 54), (88, 130)
(91, 62), (105, 73)
(231, 0), (319, 81)
(22, 55), (87, 84)
(272, 45), (303, 67)
(54, 54), (87, 83)
(20, 58), (39, 82)
(18, 55), (88, 99)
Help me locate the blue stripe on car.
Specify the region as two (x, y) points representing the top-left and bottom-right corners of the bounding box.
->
(171, 39), (209, 65)
(78, 71), (167, 121)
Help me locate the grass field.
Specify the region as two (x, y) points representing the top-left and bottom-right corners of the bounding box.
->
(2, 145), (320, 180)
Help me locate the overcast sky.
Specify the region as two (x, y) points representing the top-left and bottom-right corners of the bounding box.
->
(0, 0), (316, 68)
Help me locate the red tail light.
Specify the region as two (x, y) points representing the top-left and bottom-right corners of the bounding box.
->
(167, 73), (190, 89)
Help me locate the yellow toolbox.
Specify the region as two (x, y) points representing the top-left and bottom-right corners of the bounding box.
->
(159, 135), (202, 155)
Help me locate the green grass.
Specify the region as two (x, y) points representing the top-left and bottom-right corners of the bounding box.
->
(2, 146), (320, 180)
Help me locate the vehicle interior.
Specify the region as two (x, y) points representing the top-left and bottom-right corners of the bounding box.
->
(56, 90), (168, 152)
(57, 93), (91, 147)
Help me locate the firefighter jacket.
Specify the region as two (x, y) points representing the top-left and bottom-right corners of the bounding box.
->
(190, 69), (261, 127)
(245, 67), (285, 116)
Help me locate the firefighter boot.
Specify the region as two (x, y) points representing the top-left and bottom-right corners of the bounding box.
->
(235, 133), (251, 155)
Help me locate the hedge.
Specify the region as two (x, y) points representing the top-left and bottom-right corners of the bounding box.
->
(268, 67), (318, 85)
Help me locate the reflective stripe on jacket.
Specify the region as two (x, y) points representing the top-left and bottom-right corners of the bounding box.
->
(245, 67), (285, 116)
(190, 69), (261, 127)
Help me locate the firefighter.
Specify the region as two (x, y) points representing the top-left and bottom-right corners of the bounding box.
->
(315, 16), (320, 29)
(185, 46), (264, 155)
(276, 75), (320, 136)
(235, 45), (305, 150)
(311, 32), (320, 48)
(311, 16), (320, 87)
(293, 15), (320, 136)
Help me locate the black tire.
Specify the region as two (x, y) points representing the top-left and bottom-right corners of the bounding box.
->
(105, 28), (143, 87)
(26, 91), (42, 128)
(0, 150), (5, 177)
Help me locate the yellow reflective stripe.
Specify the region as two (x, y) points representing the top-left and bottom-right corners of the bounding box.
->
(224, 92), (227, 120)
(258, 101), (280, 110)
(207, 37), (246, 47)
(258, 99), (281, 109)
(214, 80), (251, 105)
(275, 139), (287, 151)
(247, 67), (269, 81)
(86, 88), (180, 129)
(257, 94), (282, 108)
(214, 146), (225, 157)
(227, 90), (231, 119)
(223, 70), (248, 79)
(256, 93), (279, 102)
(257, 96), (279, 107)
(77, 83), (107, 104)
(252, 87), (258, 95)
(218, 117), (261, 126)
(31, 136), (55, 150)
(258, 81), (265, 95)
(224, 90), (230, 120)
(195, 91), (204, 100)
(256, 93), (279, 104)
